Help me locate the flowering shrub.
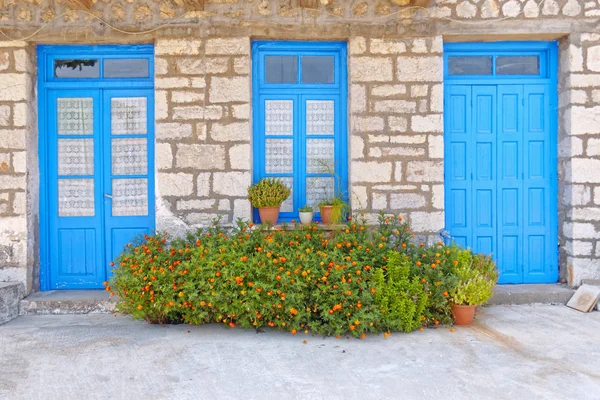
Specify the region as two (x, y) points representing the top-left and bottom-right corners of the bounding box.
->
(108, 214), (467, 336)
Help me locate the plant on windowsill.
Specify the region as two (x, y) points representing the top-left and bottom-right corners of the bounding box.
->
(298, 205), (314, 225)
(448, 252), (498, 326)
(247, 178), (291, 225)
(318, 196), (348, 225)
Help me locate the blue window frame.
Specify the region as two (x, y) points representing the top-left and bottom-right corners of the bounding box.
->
(252, 41), (348, 223)
(38, 45), (155, 290)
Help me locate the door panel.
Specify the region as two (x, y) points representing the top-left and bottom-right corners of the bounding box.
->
(103, 90), (155, 277)
(445, 83), (557, 284)
(48, 90), (105, 288)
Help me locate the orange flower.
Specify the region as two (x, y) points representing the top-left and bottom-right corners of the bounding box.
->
(290, 308), (298, 316)
(383, 332), (391, 339)
(240, 256), (248, 262)
(443, 291), (448, 297)
(137, 305), (143, 310)
(291, 329), (297, 335)
(178, 291), (184, 297)
(349, 325), (356, 331)
(360, 333), (366, 339)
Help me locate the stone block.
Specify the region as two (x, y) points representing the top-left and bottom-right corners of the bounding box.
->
(428, 135), (444, 159)
(205, 38), (249, 55)
(0, 74), (30, 101)
(233, 199), (252, 221)
(197, 173), (211, 197)
(351, 161), (392, 183)
(412, 114), (443, 132)
(0, 129), (26, 150)
(352, 116), (384, 132)
(210, 122), (250, 142)
(432, 184), (444, 209)
(390, 193), (426, 209)
(176, 199), (216, 211)
(351, 84), (367, 113)
(564, 222), (600, 239)
(0, 282), (25, 324)
(213, 171), (251, 196)
(0, 105), (9, 126)
(0, 175), (25, 190)
(209, 77), (250, 103)
(350, 57), (393, 82)
(370, 39), (406, 54)
(396, 57), (443, 82)
(155, 39), (202, 55)
(567, 240), (594, 257)
(157, 172), (194, 197)
(371, 84), (407, 97)
(410, 211), (444, 233)
(372, 192), (388, 210)
(176, 144), (226, 170)
(587, 138), (600, 156)
(406, 161), (444, 183)
(175, 59), (204, 75)
(570, 106), (600, 135)
(171, 91), (204, 104)
(186, 213), (221, 225)
(205, 58), (230, 74)
(562, 184), (591, 206)
(155, 90), (168, 120)
(156, 143), (173, 170)
(156, 123), (193, 140)
(233, 57), (249, 75)
(12, 103), (28, 127)
(232, 104), (250, 120)
(351, 185), (368, 210)
(349, 37), (367, 55)
(374, 100), (416, 113)
(154, 58), (168, 75)
(229, 144), (251, 170)
(12, 192), (25, 215)
(155, 77), (190, 89)
(351, 135), (365, 159)
(570, 207), (600, 221)
(567, 158), (600, 183)
(173, 106), (222, 121)
(388, 116), (408, 132)
(12, 151), (26, 173)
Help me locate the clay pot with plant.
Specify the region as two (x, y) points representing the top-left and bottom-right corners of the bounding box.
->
(449, 252), (498, 326)
(298, 205), (314, 225)
(247, 178), (291, 225)
(318, 197), (348, 225)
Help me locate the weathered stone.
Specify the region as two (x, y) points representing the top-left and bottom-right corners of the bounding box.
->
(390, 134), (425, 144)
(410, 211), (444, 233)
(411, 114), (443, 132)
(351, 135), (365, 159)
(229, 144), (251, 170)
(389, 193), (426, 209)
(567, 240), (593, 257)
(371, 84), (406, 97)
(205, 58), (230, 74)
(12, 151), (26, 173)
(396, 57), (442, 82)
(351, 57), (393, 82)
(197, 173), (211, 197)
(155, 90), (168, 120)
(564, 222), (600, 239)
(410, 85), (428, 97)
(569, 107), (600, 135)
(156, 77), (189, 89)
(155, 39), (202, 55)
(176, 144), (226, 170)
(233, 57), (249, 75)
(156, 143), (173, 170)
(432, 185), (444, 209)
(349, 37), (367, 55)
(218, 199), (231, 211)
(562, 0), (582, 16)
(372, 191), (388, 210)
(388, 116), (408, 132)
(176, 199), (216, 211)
(213, 171), (251, 196)
(0, 106), (10, 126)
(456, 1), (477, 18)
(351, 84), (367, 113)
(406, 161), (443, 183)
(430, 84), (443, 113)
(351, 161), (392, 183)
(233, 199), (252, 221)
(569, 74), (600, 88)
(210, 122), (250, 142)
(502, 0), (521, 17)
(370, 39), (406, 54)
(374, 100), (416, 113)
(571, 207), (600, 221)
(586, 138), (600, 156)
(186, 213), (220, 225)
(481, 0), (500, 18)
(568, 158), (600, 183)
(156, 123), (193, 140)
(542, 0), (560, 15)
(351, 185), (368, 209)
(0, 74), (30, 101)
(587, 46), (600, 72)
(173, 106), (223, 121)
(411, 39), (428, 54)
(209, 77), (249, 103)
(428, 135), (444, 159)
(158, 173), (194, 197)
(563, 184), (591, 206)
(0, 129), (26, 150)
(523, 0), (540, 17)
(205, 38), (249, 55)
(232, 104), (250, 120)
(352, 116), (385, 132)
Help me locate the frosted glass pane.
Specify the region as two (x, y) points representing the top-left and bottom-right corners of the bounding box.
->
(265, 100), (293, 135)
(307, 138), (334, 173)
(278, 177), (294, 213)
(306, 100), (334, 135)
(496, 56), (539, 75)
(57, 98), (94, 135)
(266, 139), (293, 173)
(58, 139), (94, 176)
(306, 177), (334, 208)
(448, 56), (492, 75)
(111, 97), (147, 135)
(58, 179), (95, 217)
(265, 56), (298, 84)
(112, 178), (148, 216)
(302, 56), (334, 84)
(111, 138), (148, 176)
(104, 59), (149, 78)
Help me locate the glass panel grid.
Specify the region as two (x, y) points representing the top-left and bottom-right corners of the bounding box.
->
(112, 178), (148, 216)
(54, 59), (99, 79)
(111, 97), (147, 135)
(111, 138), (148, 176)
(265, 138), (293, 174)
(58, 178), (95, 217)
(104, 59), (149, 78)
(58, 138), (94, 176)
(496, 56), (540, 75)
(278, 177), (294, 213)
(448, 56), (492, 76)
(307, 138), (334, 174)
(57, 98), (94, 135)
(306, 100), (334, 135)
(265, 56), (298, 84)
(306, 177), (335, 208)
(302, 56), (335, 84)
(265, 100), (293, 135)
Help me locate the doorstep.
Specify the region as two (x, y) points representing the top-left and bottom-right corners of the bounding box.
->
(0, 282), (25, 324)
(487, 284), (575, 306)
(19, 290), (117, 316)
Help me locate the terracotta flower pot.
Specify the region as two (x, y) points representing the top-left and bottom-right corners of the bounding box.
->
(320, 205), (334, 225)
(258, 206), (280, 225)
(451, 304), (476, 326)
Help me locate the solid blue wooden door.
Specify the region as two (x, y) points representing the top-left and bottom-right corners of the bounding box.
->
(40, 45), (155, 290)
(445, 84), (557, 283)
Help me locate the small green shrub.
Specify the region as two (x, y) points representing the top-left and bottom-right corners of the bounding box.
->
(247, 178), (291, 208)
(449, 253), (497, 306)
(373, 252), (428, 333)
(299, 205), (313, 212)
(319, 197), (348, 224)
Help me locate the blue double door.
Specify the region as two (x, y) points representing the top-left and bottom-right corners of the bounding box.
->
(445, 83), (557, 283)
(45, 89), (155, 289)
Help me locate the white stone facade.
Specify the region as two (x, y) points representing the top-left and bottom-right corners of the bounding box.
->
(0, 0), (599, 290)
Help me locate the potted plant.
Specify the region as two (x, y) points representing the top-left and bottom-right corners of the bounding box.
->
(449, 253), (498, 326)
(247, 178), (291, 225)
(298, 205), (314, 225)
(318, 196), (348, 225)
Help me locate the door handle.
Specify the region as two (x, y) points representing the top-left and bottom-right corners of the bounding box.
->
(104, 194), (113, 199)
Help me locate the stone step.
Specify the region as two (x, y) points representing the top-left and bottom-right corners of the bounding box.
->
(487, 284), (575, 306)
(19, 290), (117, 316)
(0, 282), (25, 324)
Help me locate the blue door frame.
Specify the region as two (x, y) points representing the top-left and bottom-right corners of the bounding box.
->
(443, 42), (559, 284)
(38, 45), (155, 290)
(251, 41), (348, 222)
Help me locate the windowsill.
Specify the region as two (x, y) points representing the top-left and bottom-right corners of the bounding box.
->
(254, 223), (348, 231)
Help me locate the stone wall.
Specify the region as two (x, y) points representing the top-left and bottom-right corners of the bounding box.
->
(348, 36), (444, 237)
(153, 37), (252, 235)
(0, 0), (600, 287)
(0, 41), (36, 292)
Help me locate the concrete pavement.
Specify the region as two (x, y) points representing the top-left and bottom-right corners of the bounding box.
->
(0, 305), (599, 400)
